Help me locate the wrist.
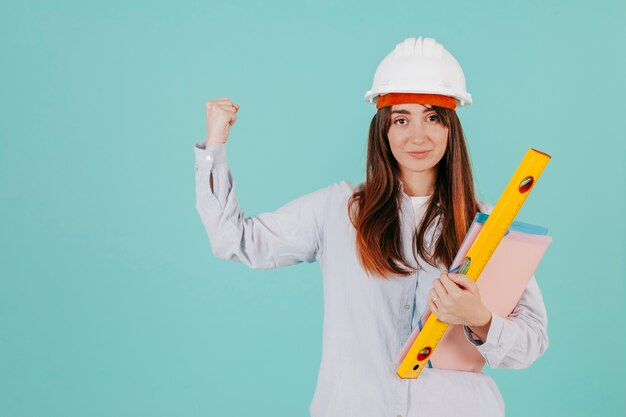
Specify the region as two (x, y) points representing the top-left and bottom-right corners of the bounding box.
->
(470, 307), (492, 328)
(466, 308), (492, 344)
(205, 140), (226, 147)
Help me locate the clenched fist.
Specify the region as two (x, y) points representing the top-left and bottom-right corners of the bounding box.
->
(205, 97), (239, 147)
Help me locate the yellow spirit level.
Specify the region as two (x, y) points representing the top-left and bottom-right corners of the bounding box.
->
(396, 148), (551, 379)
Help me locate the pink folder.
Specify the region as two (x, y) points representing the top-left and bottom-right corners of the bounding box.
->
(395, 214), (552, 372)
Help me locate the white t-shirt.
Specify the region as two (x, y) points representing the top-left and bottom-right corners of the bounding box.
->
(410, 195), (431, 227)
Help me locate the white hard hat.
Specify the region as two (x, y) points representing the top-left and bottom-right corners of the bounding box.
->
(364, 37), (472, 108)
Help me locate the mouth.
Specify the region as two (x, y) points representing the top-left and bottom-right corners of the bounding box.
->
(407, 150), (431, 158)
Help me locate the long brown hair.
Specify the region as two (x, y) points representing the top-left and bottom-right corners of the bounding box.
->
(347, 105), (479, 279)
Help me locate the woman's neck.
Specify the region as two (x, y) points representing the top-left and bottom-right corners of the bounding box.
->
(399, 171), (436, 197)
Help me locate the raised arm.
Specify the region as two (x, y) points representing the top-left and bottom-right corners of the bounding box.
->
(194, 98), (331, 269)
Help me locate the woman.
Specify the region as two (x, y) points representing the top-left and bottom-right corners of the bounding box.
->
(194, 37), (548, 417)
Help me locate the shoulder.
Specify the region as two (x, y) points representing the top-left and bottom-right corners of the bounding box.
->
(317, 180), (361, 199)
(298, 180), (359, 209)
(311, 180), (361, 215)
(336, 180), (361, 194)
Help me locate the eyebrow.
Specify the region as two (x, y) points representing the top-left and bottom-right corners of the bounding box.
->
(391, 107), (434, 115)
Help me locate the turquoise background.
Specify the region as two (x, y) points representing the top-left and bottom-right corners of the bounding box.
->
(1, 0), (624, 416)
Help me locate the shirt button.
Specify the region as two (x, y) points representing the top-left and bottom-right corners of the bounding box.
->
(206, 155), (213, 161)
(404, 304), (411, 310)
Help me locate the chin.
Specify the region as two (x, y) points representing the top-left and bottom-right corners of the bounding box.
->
(403, 160), (437, 173)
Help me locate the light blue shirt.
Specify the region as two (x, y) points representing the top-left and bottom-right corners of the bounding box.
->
(194, 142), (549, 417)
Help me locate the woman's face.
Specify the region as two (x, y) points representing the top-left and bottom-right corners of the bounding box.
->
(387, 103), (449, 186)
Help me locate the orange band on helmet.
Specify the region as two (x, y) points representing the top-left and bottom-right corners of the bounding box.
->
(376, 93), (457, 110)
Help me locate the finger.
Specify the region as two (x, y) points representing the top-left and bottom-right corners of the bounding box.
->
(439, 273), (462, 295)
(221, 112), (236, 125)
(220, 98), (238, 110)
(219, 109), (237, 120)
(215, 104), (237, 113)
(428, 298), (439, 317)
(447, 273), (475, 290)
(214, 107), (238, 122)
(206, 98), (231, 107)
(428, 288), (439, 303)
(432, 278), (448, 297)
(205, 104), (235, 115)
(207, 98), (236, 109)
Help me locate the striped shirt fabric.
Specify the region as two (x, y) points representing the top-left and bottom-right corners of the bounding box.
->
(194, 141), (549, 417)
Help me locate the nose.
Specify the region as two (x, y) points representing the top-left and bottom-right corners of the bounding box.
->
(409, 121), (428, 144)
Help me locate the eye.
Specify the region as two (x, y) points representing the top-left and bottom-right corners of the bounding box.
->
(427, 114), (440, 122)
(394, 118), (407, 126)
